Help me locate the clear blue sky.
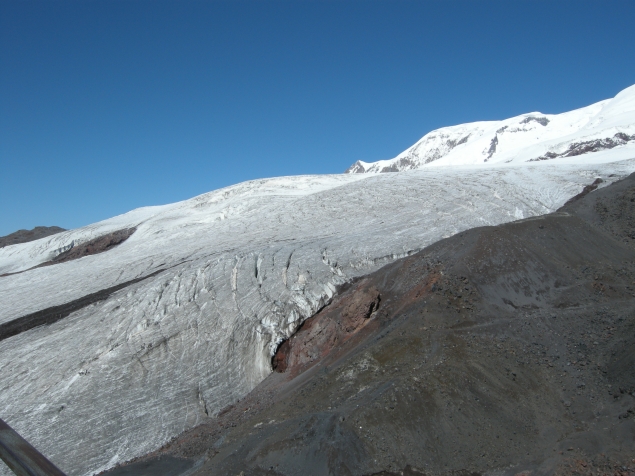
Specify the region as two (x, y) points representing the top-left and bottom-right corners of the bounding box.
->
(1, 0), (634, 236)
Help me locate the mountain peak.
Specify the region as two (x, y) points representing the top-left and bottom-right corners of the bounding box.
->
(346, 84), (635, 173)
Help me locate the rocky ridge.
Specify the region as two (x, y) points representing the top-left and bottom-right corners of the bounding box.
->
(0, 226), (65, 248)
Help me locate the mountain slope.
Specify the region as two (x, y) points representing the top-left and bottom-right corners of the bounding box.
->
(0, 226), (65, 248)
(117, 172), (635, 476)
(0, 120), (634, 474)
(346, 84), (635, 173)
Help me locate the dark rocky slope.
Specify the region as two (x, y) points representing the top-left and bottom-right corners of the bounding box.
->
(42, 227), (136, 266)
(0, 267), (164, 342)
(1, 228), (136, 278)
(104, 174), (635, 476)
(0, 226), (65, 248)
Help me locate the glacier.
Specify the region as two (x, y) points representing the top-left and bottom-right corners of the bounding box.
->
(1, 85), (635, 476)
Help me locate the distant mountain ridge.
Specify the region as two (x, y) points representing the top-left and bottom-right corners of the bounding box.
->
(0, 226), (65, 248)
(346, 83), (635, 173)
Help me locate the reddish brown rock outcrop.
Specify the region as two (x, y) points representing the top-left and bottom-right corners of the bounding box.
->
(272, 283), (380, 375)
(1, 228), (136, 277)
(0, 226), (65, 248)
(45, 228), (136, 265)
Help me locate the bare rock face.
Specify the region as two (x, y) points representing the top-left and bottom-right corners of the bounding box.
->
(0, 226), (65, 248)
(341, 286), (381, 330)
(532, 132), (635, 161)
(46, 228), (136, 265)
(1, 228), (136, 277)
(272, 284), (380, 375)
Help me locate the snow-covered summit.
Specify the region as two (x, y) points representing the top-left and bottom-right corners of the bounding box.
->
(346, 84), (635, 173)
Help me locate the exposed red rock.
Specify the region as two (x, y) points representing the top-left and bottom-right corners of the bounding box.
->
(1, 228), (136, 278)
(272, 283), (381, 375)
(44, 228), (136, 265)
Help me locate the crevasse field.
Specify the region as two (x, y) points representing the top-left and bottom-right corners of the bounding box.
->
(1, 85), (634, 476)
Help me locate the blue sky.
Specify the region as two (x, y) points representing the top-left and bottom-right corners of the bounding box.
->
(1, 0), (634, 236)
